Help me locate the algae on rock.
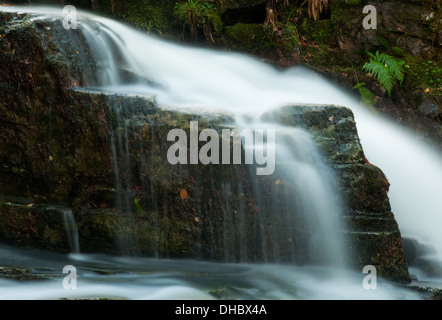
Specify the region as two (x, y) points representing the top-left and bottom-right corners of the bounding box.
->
(0, 9), (411, 282)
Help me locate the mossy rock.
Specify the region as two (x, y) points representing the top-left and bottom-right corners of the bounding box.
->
(212, 0), (266, 11)
(104, 0), (181, 37)
(0, 202), (73, 252)
(224, 23), (275, 55)
(0, 8), (412, 282)
(267, 104), (365, 163)
(403, 55), (442, 90)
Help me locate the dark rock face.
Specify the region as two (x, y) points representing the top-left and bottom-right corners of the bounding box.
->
(402, 236), (442, 279)
(268, 105), (409, 282)
(0, 10), (410, 282)
(325, 0), (441, 151)
(330, 0), (440, 57)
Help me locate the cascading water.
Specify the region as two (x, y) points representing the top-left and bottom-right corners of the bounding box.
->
(1, 6), (441, 299)
(241, 123), (348, 267)
(41, 7), (348, 265)
(61, 207), (80, 255)
(62, 8), (441, 269)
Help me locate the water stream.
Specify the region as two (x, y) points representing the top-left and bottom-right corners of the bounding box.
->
(1, 6), (442, 299)
(0, 244), (423, 300)
(61, 208), (80, 255)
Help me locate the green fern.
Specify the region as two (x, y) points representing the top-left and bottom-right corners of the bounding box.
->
(363, 51), (405, 96)
(174, 0), (222, 42)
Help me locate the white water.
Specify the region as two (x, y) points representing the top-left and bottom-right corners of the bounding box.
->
(60, 7), (441, 262)
(1, 6), (442, 298)
(0, 244), (423, 300)
(42, 8), (348, 264)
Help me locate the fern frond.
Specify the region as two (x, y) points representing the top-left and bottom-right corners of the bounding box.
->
(367, 50), (377, 61)
(363, 51), (406, 95)
(363, 61), (395, 95)
(375, 53), (405, 84)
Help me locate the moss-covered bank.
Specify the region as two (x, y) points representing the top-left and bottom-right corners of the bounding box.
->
(0, 7), (412, 282)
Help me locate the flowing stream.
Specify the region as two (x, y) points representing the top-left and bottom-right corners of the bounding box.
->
(0, 6), (441, 299)
(61, 208), (81, 255)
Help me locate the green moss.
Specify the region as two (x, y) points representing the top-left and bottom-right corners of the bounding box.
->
(338, 0), (361, 5)
(305, 43), (329, 66)
(330, 2), (353, 27)
(376, 32), (389, 50)
(32, 0), (91, 7)
(308, 19), (333, 45)
(391, 46), (405, 58)
(175, 1), (222, 30)
(224, 23), (275, 54)
(214, 0), (266, 12)
(110, 0), (179, 37)
(403, 55), (442, 89)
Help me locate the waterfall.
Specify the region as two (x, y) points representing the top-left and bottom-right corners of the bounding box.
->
(72, 14), (440, 267)
(251, 124), (347, 267)
(61, 208), (80, 254)
(25, 7), (348, 265)
(81, 22), (348, 265)
(2, 6), (442, 270)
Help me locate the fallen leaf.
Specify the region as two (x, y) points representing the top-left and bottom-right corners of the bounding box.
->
(300, 36), (308, 47)
(194, 217), (199, 223)
(275, 179), (280, 185)
(49, 155), (54, 161)
(303, 53), (312, 62)
(26, 203), (34, 207)
(425, 88), (430, 93)
(180, 189), (188, 200)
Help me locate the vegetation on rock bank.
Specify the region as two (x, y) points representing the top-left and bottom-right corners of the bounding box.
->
(10, 0), (439, 150)
(0, 9), (412, 281)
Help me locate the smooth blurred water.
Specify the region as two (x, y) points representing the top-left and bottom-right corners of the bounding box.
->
(1, 5), (442, 299)
(0, 244), (424, 300)
(74, 6), (442, 264)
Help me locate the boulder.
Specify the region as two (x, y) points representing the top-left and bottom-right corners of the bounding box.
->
(0, 10), (410, 282)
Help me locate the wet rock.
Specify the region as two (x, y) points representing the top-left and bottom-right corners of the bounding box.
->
(329, 0), (440, 58)
(402, 236), (442, 279)
(266, 104), (365, 163)
(417, 96), (437, 118)
(270, 104), (410, 281)
(0, 10), (410, 282)
(405, 281), (442, 300)
(0, 201), (73, 253)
